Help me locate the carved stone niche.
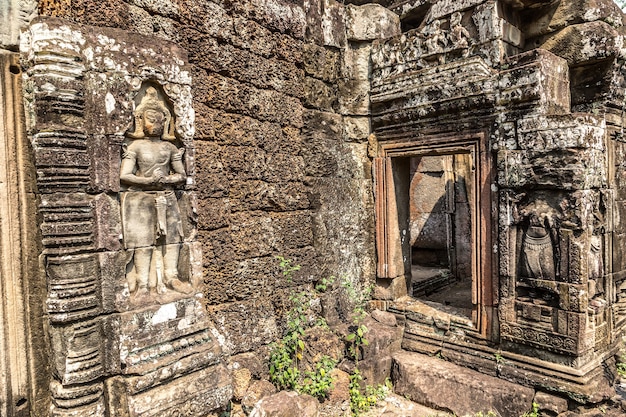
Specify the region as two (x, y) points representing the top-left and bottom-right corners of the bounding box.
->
(498, 191), (604, 364)
(21, 17), (231, 417)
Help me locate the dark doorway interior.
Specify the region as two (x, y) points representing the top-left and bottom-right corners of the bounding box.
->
(409, 154), (474, 318)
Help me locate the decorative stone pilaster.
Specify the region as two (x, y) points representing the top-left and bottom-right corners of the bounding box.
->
(21, 17), (232, 417)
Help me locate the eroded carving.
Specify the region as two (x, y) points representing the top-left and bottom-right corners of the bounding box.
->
(449, 12), (470, 56)
(120, 85), (193, 303)
(371, 13), (474, 80)
(515, 198), (560, 281)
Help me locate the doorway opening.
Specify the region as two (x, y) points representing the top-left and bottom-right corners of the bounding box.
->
(375, 134), (493, 336)
(409, 153), (474, 318)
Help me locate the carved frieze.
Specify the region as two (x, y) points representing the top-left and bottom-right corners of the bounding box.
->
(371, 12), (475, 82)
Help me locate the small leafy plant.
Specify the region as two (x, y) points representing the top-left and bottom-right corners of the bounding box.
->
(521, 402), (540, 417)
(315, 276), (335, 293)
(269, 257), (336, 400)
(299, 355), (337, 399)
(349, 369), (391, 416)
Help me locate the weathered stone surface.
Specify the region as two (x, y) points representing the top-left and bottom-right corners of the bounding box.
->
(207, 299), (280, 355)
(522, 0), (625, 39)
(534, 391), (569, 415)
(541, 21), (620, 66)
(228, 352), (269, 381)
(249, 391), (318, 417)
(1, 0), (37, 49)
(345, 4), (400, 42)
(371, 309), (397, 327)
(303, 42), (339, 83)
(392, 351), (534, 417)
(124, 364), (232, 417)
(241, 380), (277, 413)
(232, 368), (252, 401)
(216, 0), (307, 40)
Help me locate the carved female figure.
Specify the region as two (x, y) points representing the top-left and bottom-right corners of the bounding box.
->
(120, 86), (192, 302)
(449, 12), (470, 52)
(519, 212), (557, 280)
(424, 20), (447, 55)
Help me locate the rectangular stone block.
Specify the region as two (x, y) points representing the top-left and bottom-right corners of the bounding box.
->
(108, 297), (220, 375)
(50, 318), (104, 385)
(498, 49), (570, 114)
(517, 114), (605, 151)
(105, 363), (231, 417)
(497, 149), (606, 189)
(202, 73), (303, 127)
(392, 351), (534, 417)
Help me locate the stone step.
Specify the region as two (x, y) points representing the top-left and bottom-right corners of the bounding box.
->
(391, 351), (535, 417)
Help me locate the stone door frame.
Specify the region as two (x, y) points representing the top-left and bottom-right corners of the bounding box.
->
(374, 131), (496, 339)
(0, 51), (44, 417)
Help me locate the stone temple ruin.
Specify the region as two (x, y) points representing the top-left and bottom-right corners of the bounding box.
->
(3, 0), (626, 416)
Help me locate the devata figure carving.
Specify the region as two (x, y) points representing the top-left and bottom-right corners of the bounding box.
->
(513, 198), (560, 281)
(120, 86), (193, 303)
(519, 212), (556, 280)
(449, 12), (470, 55)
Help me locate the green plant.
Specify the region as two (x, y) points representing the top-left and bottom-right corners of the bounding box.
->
(618, 361), (626, 378)
(494, 352), (505, 365)
(315, 276), (335, 293)
(349, 370), (391, 416)
(521, 402), (540, 417)
(299, 355), (337, 399)
(346, 323), (369, 364)
(269, 339), (300, 390)
(269, 257), (337, 400)
(276, 255), (301, 283)
(342, 278), (373, 366)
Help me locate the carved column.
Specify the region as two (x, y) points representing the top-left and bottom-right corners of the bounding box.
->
(21, 17), (232, 417)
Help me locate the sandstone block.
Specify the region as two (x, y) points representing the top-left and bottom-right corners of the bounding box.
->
(229, 180), (310, 212)
(220, 0), (306, 39)
(249, 391), (318, 417)
(242, 380), (278, 413)
(232, 368), (252, 401)
(303, 43), (339, 83)
(392, 351), (534, 417)
(228, 352), (268, 380)
(541, 21), (619, 66)
(207, 299), (280, 355)
(371, 309), (397, 327)
(534, 391), (569, 415)
(345, 4), (400, 41)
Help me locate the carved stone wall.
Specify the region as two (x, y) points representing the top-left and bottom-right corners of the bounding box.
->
(370, 0), (626, 400)
(21, 18), (232, 417)
(20, 0), (387, 413)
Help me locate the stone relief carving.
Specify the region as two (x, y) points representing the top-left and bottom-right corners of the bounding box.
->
(424, 20), (447, 56)
(371, 13), (474, 78)
(515, 199), (560, 281)
(449, 12), (470, 56)
(120, 85), (193, 303)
